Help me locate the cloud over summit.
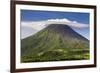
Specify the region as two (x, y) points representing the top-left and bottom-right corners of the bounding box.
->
(21, 18), (89, 31)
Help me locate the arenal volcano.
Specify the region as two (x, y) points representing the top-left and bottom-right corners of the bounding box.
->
(21, 24), (89, 63)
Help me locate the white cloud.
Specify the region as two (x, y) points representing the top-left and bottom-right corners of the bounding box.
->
(21, 18), (89, 31)
(21, 21), (46, 31)
(47, 18), (71, 23)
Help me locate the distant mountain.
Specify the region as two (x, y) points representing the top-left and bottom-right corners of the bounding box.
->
(21, 24), (89, 63)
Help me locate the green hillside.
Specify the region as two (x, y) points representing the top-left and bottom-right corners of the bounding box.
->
(21, 24), (89, 63)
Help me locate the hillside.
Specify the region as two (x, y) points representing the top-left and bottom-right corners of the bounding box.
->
(21, 24), (89, 63)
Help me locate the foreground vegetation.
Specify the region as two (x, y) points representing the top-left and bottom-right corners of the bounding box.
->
(21, 49), (89, 62)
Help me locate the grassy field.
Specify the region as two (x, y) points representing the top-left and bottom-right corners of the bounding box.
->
(21, 48), (89, 62)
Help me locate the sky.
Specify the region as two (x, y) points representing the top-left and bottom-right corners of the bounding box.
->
(21, 9), (90, 40)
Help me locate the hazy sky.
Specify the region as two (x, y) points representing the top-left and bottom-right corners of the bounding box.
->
(21, 10), (90, 40)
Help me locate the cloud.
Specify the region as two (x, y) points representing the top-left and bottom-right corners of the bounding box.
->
(21, 21), (46, 31)
(47, 18), (71, 23)
(21, 18), (89, 31)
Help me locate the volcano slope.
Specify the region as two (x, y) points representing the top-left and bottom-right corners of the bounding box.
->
(21, 24), (89, 63)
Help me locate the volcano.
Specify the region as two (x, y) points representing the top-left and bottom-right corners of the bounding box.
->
(21, 24), (89, 62)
